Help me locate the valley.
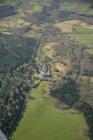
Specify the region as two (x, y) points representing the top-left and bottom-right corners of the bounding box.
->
(0, 0), (93, 140)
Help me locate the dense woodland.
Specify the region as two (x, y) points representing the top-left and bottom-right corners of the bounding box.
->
(0, 33), (39, 136)
(0, 61), (37, 136)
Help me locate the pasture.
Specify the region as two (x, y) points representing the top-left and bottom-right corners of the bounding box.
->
(11, 82), (88, 140)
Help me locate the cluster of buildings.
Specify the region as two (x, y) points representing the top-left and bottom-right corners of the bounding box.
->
(38, 63), (52, 81)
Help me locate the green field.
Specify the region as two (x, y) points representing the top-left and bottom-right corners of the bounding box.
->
(85, 48), (93, 55)
(0, 0), (22, 5)
(59, 2), (93, 15)
(69, 26), (93, 43)
(11, 82), (88, 140)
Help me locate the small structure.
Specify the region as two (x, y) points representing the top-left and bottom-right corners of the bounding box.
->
(39, 63), (52, 81)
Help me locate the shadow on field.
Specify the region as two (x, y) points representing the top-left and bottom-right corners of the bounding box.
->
(0, 5), (17, 18)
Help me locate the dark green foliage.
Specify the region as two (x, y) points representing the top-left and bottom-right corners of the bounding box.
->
(0, 5), (16, 18)
(74, 101), (93, 140)
(51, 78), (80, 106)
(51, 77), (93, 139)
(0, 34), (39, 73)
(0, 63), (33, 136)
(0, 33), (39, 136)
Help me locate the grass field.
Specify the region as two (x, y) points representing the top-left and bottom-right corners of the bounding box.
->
(85, 48), (93, 55)
(69, 26), (93, 43)
(11, 82), (88, 140)
(42, 43), (54, 58)
(55, 20), (93, 33)
(59, 2), (93, 15)
(0, 0), (22, 5)
(55, 20), (93, 43)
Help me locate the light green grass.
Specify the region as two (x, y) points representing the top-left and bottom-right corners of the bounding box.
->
(73, 26), (93, 34)
(11, 82), (87, 140)
(29, 0), (50, 6)
(42, 45), (54, 58)
(70, 34), (93, 43)
(0, 0), (22, 5)
(59, 2), (93, 15)
(69, 26), (93, 43)
(85, 49), (93, 55)
(33, 5), (43, 12)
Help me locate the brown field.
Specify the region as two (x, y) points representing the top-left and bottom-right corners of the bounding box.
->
(55, 20), (93, 32)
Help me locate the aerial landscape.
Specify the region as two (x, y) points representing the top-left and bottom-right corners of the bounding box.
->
(0, 0), (93, 140)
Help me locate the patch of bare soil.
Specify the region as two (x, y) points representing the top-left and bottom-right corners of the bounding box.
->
(80, 127), (89, 137)
(79, 76), (93, 83)
(55, 63), (67, 72)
